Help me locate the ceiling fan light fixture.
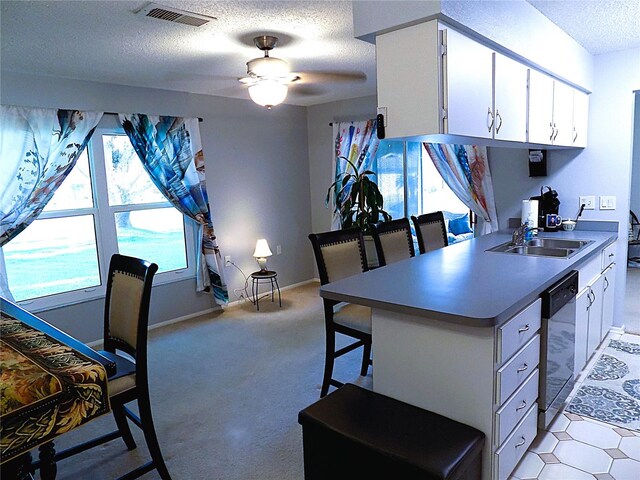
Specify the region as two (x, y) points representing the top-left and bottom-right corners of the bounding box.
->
(247, 56), (289, 79)
(248, 80), (288, 109)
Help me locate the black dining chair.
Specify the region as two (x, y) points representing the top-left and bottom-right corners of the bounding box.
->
(53, 254), (171, 480)
(411, 211), (449, 254)
(370, 217), (415, 267)
(308, 228), (372, 397)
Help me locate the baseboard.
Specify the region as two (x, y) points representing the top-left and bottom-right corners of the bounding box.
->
(225, 278), (318, 307)
(609, 326), (626, 335)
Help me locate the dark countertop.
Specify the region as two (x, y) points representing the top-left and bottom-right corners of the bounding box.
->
(319, 228), (617, 327)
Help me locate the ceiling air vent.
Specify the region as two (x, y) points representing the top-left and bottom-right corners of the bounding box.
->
(136, 3), (216, 27)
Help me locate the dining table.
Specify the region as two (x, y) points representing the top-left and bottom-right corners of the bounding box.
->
(0, 297), (115, 480)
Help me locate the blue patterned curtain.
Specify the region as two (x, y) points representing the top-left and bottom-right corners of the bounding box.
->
(119, 114), (228, 305)
(0, 105), (103, 300)
(330, 119), (380, 229)
(423, 143), (499, 234)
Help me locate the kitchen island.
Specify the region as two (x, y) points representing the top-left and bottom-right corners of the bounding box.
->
(320, 226), (617, 480)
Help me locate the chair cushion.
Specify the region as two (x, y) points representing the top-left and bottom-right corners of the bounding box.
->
(99, 350), (137, 397)
(333, 304), (372, 334)
(448, 215), (472, 235)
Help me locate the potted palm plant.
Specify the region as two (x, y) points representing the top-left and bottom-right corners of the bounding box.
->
(326, 156), (391, 265)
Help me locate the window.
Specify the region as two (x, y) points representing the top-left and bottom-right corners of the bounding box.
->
(3, 129), (194, 309)
(374, 141), (468, 219)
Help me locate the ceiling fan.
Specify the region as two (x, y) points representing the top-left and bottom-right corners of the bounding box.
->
(239, 35), (366, 109)
(239, 35), (300, 108)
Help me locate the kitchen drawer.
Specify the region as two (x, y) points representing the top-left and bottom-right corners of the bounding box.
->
(578, 254), (601, 291)
(602, 242), (616, 270)
(494, 403), (538, 480)
(495, 369), (539, 446)
(497, 299), (541, 364)
(496, 335), (540, 405)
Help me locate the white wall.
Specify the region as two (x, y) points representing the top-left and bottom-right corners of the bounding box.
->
(1, 72), (314, 342)
(489, 47), (640, 329)
(306, 95), (378, 234)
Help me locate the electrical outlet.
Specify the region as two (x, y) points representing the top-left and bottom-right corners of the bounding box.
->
(224, 255), (231, 267)
(599, 196), (616, 210)
(276, 245), (282, 255)
(579, 196), (595, 210)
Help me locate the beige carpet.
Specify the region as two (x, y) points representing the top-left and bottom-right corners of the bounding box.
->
(49, 281), (371, 480)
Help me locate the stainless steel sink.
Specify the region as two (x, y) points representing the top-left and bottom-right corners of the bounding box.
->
(524, 238), (591, 249)
(487, 238), (592, 258)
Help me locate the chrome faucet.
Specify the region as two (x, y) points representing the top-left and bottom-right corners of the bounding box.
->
(512, 224), (539, 246)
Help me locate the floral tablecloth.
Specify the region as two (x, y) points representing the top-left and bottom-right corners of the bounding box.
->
(0, 310), (110, 463)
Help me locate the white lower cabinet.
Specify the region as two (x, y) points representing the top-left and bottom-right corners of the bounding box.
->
(495, 403), (539, 480)
(575, 287), (590, 376)
(601, 263), (616, 341)
(587, 274), (604, 356)
(495, 369), (539, 446)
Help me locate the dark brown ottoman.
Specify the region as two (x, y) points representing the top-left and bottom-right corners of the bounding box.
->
(298, 384), (484, 480)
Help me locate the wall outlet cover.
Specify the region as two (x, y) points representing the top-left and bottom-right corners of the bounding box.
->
(224, 255), (231, 266)
(579, 195), (595, 210)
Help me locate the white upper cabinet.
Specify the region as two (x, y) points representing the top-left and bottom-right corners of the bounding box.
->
(552, 81), (574, 146)
(376, 21), (442, 139)
(494, 53), (528, 142)
(528, 69), (555, 144)
(528, 69), (589, 147)
(376, 20), (588, 147)
(443, 28), (494, 139)
(572, 90), (589, 148)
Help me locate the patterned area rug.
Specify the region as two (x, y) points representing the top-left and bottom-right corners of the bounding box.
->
(567, 339), (640, 431)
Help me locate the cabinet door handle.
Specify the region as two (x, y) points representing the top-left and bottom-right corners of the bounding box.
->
(573, 127), (578, 143)
(549, 122), (555, 141)
(604, 277), (610, 292)
(516, 400), (527, 411)
(515, 436), (526, 447)
(553, 123), (559, 141)
(487, 107), (495, 133)
(517, 363), (528, 373)
(518, 324), (530, 333)
(495, 111), (503, 134)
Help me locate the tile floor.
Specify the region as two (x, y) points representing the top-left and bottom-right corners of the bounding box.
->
(510, 333), (640, 480)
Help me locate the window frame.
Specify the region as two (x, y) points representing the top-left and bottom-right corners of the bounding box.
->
(6, 127), (197, 312)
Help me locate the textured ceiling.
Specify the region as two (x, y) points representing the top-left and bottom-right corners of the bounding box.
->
(527, 0), (640, 55)
(1, 1), (639, 107)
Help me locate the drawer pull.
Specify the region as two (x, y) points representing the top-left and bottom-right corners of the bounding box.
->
(516, 400), (527, 411)
(518, 324), (530, 333)
(517, 363), (528, 373)
(515, 436), (526, 448)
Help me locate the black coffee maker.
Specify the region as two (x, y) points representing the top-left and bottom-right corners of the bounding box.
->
(530, 186), (561, 232)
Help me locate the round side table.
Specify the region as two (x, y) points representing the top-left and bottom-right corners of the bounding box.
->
(250, 270), (281, 311)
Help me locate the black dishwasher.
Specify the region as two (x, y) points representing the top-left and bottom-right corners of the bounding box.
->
(538, 270), (579, 428)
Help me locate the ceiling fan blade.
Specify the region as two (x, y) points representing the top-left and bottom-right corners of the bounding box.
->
(293, 71), (367, 84)
(289, 84), (327, 97)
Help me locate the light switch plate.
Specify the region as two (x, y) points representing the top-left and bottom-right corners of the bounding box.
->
(600, 196), (616, 210)
(579, 196), (595, 210)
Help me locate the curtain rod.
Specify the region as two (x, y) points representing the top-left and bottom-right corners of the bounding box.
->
(329, 117), (375, 127)
(104, 111), (203, 122)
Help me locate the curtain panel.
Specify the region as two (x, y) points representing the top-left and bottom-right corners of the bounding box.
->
(119, 114), (228, 305)
(423, 143), (499, 234)
(330, 119), (380, 229)
(0, 105), (103, 300)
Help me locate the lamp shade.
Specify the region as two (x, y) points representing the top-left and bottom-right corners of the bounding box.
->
(253, 239), (273, 258)
(248, 80), (288, 108)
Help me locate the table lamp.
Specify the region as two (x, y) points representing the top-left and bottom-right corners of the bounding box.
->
(253, 239), (273, 272)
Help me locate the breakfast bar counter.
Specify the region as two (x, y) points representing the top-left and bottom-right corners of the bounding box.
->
(318, 225), (618, 480)
(320, 228), (617, 327)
